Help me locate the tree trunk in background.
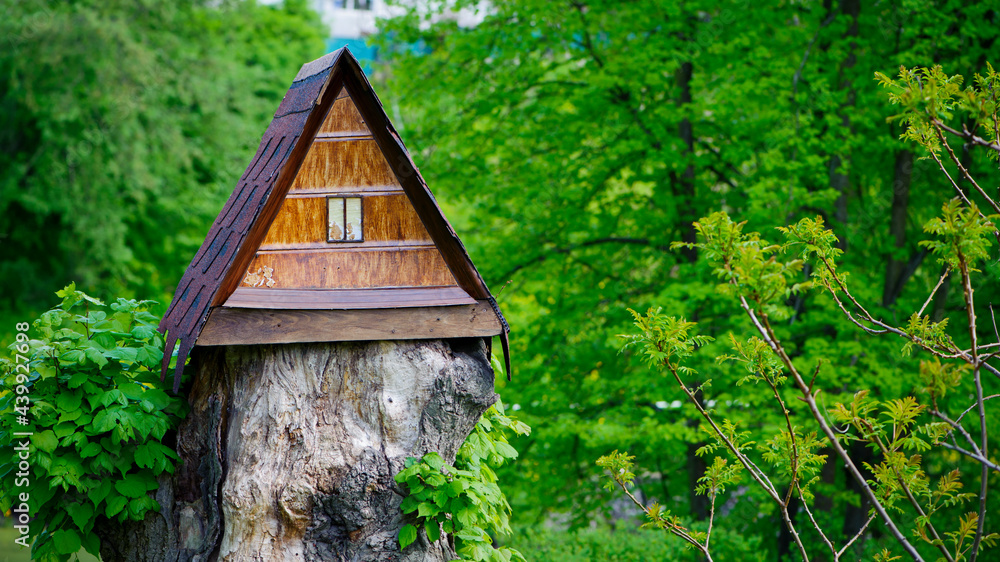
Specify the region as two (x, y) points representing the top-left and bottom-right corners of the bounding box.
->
(674, 60), (698, 264)
(95, 339), (497, 562)
(842, 440), (875, 543)
(673, 55), (710, 521)
(882, 149), (913, 307)
(829, 0), (860, 251)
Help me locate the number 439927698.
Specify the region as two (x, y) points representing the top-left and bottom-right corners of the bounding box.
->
(12, 322), (31, 423)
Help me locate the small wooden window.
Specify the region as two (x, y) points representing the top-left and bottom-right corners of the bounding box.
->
(328, 196), (363, 242)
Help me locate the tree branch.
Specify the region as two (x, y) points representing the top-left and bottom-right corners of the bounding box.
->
(499, 237), (668, 279)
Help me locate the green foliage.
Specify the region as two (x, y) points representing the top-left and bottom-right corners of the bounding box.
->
(602, 191), (999, 558)
(597, 450), (707, 546)
(678, 212), (810, 319)
(722, 334), (785, 387)
(920, 199), (996, 272)
(0, 0), (325, 327)
(507, 525), (769, 562)
(395, 399), (529, 562)
(596, 450), (637, 492)
(694, 456), (742, 502)
(0, 284), (187, 561)
(620, 309), (712, 374)
(877, 63), (1000, 163)
(375, 7), (1000, 549)
(2, 0), (999, 559)
(901, 313), (954, 357)
(759, 430), (826, 497)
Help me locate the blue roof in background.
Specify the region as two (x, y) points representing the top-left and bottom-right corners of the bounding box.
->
(327, 38), (377, 73)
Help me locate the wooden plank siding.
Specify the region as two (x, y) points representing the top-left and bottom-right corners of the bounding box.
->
(290, 139), (401, 190)
(318, 92), (369, 135)
(239, 248), (459, 290)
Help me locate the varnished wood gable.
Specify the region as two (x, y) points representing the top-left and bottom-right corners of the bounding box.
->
(291, 139), (401, 190)
(319, 93), (369, 136)
(240, 87), (466, 297)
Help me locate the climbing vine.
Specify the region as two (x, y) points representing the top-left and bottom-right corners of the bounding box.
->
(0, 284), (187, 561)
(396, 387), (530, 562)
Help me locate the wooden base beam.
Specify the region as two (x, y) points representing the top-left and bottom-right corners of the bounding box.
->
(196, 300), (501, 346)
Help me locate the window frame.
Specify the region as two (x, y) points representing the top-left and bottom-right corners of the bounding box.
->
(326, 195), (364, 243)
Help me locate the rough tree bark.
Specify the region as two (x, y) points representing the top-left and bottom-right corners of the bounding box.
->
(95, 338), (497, 562)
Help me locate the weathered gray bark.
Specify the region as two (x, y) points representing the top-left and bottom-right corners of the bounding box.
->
(96, 338), (496, 562)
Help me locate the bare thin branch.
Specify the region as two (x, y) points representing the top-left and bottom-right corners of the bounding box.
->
(933, 122), (1000, 215)
(938, 442), (1000, 473)
(958, 394), (1000, 426)
(796, 482), (837, 559)
(917, 269), (950, 318)
(934, 119), (1000, 153)
(733, 293), (927, 561)
(959, 257), (989, 562)
(837, 513), (876, 559)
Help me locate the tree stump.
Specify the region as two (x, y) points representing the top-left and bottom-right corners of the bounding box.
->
(96, 338), (496, 561)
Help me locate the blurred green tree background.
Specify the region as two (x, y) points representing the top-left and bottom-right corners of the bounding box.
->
(0, 0), (325, 328)
(2, 0), (999, 559)
(373, 0), (1000, 559)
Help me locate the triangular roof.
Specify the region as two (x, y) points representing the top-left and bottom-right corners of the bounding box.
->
(158, 48), (508, 391)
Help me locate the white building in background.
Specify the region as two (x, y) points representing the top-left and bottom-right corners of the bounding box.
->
(312, 0), (387, 41)
(309, 0), (486, 64)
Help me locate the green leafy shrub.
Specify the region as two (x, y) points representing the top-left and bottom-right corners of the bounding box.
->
(507, 525), (768, 562)
(0, 284), (187, 561)
(396, 397), (530, 562)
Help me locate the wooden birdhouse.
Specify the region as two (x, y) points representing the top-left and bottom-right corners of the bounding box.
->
(158, 48), (509, 391)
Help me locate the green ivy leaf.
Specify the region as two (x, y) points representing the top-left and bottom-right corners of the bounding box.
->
(67, 371), (89, 389)
(32, 430), (59, 453)
(423, 452), (444, 470)
(54, 421), (77, 439)
(88, 479), (113, 507)
(399, 523), (418, 549)
(114, 473), (151, 498)
(56, 391), (83, 413)
(81, 531), (101, 557)
(100, 389), (128, 408)
(135, 443), (156, 469)
(417, 502), (438, 518)
(51, 528), (82, 555)
(105, 494), (128, 517)
(92, 332), (117, 349)
(84, 347), (109, 368)
(66, 502), (95, 532)
(106, 347), (138, 363)
(493, 442), (518, 460)
(425, 521), (441, 543)
(79, 441), (102, 458)
(91, 410), (117, 433)
(128, 496), (158, 520)
(61, 349), (85, 364)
